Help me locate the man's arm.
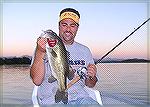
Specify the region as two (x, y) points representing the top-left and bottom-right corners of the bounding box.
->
(30, 37), (47, 86)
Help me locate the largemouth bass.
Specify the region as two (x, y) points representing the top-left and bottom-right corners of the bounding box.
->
(43, 29), (72, 104)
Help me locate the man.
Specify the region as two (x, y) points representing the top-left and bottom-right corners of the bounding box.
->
(30, 8), (99, 105)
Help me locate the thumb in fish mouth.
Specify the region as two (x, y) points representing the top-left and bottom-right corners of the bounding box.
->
(67, 66), (76, 80)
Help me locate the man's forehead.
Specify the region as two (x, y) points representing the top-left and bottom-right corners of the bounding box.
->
(60, 18), (77, 24)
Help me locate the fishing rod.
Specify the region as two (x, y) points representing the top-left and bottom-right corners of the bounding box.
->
(95, 18), (150, 64)
(67, 18), (150, 89)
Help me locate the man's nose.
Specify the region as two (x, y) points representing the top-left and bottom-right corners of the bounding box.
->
(66, 26), (71, 31)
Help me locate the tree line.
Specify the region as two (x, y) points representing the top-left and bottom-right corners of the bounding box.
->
(0, 57), (31, 65)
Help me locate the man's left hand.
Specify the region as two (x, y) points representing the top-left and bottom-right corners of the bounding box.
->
(85, 64), (97, 88)
(87, 64), (97, 78)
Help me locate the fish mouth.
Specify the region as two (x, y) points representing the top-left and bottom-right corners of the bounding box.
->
(47, 38), (57, 47)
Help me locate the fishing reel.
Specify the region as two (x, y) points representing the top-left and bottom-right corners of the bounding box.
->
(77, 67), (87, 79)
(77, 66), (96, 81)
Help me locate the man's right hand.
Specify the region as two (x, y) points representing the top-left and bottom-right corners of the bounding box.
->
(36, 37), (47, 53)
(30, 36), (47, 86)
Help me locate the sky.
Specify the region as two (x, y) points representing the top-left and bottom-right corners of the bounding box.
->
(2, 1), (149, 59)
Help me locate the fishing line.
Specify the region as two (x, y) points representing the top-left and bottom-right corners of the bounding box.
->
(95, 18), (150, 64)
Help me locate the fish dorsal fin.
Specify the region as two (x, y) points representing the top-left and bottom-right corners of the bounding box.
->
(67, 66), (75, 80)
(66, 51), (70, 60)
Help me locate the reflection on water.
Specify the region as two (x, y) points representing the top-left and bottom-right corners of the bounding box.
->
(1, 63), (149, 105)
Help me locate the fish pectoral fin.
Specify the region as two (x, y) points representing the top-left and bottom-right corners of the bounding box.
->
(48, 75), (57, 83)
(67, 66), (75, 80)
(51, 49), (57, 57)
(55, 89), (68, 104)
(55, 90), (62, 103)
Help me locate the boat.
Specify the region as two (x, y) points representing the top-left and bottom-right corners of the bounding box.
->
(32, 85), (103, 107)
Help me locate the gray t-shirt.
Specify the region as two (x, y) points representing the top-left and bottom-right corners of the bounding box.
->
(34, 41), (95, 104)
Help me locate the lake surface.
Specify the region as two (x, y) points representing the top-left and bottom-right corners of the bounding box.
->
(1, 63), (149, 106)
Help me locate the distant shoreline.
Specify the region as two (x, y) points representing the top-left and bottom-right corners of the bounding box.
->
(0, 56), (150, 65)
(0, 57), (32, 65)
(96, 58), (150, 63)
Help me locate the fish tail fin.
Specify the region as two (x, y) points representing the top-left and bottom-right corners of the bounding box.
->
(62, 91), (68, 104)
(55, 89), (68, 104)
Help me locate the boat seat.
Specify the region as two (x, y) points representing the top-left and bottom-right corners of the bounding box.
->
(32, 85), (103, 107)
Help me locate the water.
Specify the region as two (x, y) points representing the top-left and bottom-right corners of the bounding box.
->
(1, 65), (34, 105)
(94, 63), (149, 105)
(1, 63), (149, 106)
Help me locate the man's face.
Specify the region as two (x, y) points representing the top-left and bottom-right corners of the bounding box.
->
(59, 18), (79, 45)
